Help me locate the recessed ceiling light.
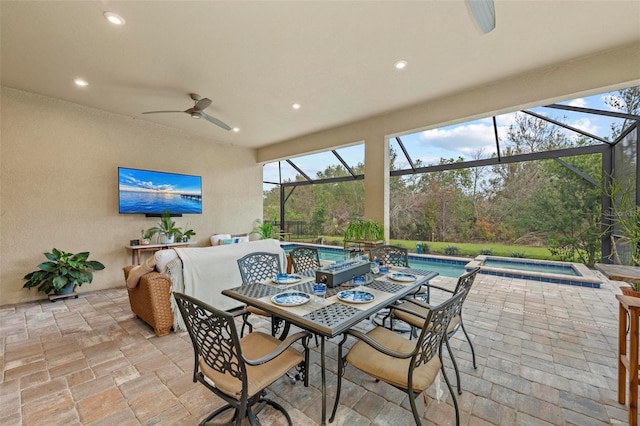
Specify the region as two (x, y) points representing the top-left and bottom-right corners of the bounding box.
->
(103, 12), (126, 26)
(394, 60), (408, 70)
(232, 127), (240, 132)
(73, 78), (89, 87)
(292, 103), (301, 110)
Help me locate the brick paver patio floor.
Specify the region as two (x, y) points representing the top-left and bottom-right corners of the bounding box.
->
(0, 272), (634, 425)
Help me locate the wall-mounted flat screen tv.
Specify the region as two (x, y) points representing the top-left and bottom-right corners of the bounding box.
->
(118, 167), (202, 215)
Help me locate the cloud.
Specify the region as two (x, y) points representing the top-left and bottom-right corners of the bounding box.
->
(568, 98), (587, 108)
(415, 120), (513, 161)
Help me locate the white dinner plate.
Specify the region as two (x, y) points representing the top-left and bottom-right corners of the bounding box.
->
(271, 291), (310, 307)
(389, 273), (418, 282)
(337, 290), (375, 304)
(271, 274), (303, 285)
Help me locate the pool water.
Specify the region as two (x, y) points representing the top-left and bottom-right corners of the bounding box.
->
(483, 259), (578, 276)
(282, 244), (466, 278)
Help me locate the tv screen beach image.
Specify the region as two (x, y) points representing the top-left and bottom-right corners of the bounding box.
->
(118, 168), (202, 214)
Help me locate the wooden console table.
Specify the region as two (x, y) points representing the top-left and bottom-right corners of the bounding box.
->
(126, 242), (190, 265)
(617, 294), (640, 426)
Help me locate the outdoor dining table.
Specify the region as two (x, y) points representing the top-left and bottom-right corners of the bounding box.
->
(222, 266), (438, 425)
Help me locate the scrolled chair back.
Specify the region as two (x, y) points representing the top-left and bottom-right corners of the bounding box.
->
(413, 289), (466, 369)
(173, 292), (246, 388)
(369, 245), (409, 267)
(289, 246), (320, 274)
(237, 252), (282, 284)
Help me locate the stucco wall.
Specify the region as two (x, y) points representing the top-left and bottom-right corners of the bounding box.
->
(0, 87), (262, 305)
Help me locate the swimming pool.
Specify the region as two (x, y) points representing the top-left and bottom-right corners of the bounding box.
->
(483, 258), (579, 276)
(281, 243), (467, 278)
(471, 255), (602, 288)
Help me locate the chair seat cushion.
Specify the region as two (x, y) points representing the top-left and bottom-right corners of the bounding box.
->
(394, 301), (460, 333)
(199, 331), (303, 399)
(247, 305), (271, 317)
(347, 326), (441, 392)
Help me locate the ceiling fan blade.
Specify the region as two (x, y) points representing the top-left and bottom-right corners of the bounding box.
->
(194, 97), (212, 111)
(201, 112), (232, 131)
(141, 110), (186, 114)
(466, 0), (495, 34)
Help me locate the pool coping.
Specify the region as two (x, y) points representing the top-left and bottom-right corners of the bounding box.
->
(470, 255), (603, 288)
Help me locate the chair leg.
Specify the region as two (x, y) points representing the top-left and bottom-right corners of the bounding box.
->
(329, 334), (348, 423)
(262, 399), (293, 426)
(444, 334), (462, 395)
(407, 388), (424, 426)
(460, 319), (477, 369)
(439, 361), (460, 426)
(198, 404), (236, 426)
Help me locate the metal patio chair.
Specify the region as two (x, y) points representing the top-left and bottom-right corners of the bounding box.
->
(329, 290), (466, 425)
(174, 292), (310, 426)
(289, 246), (321, 274)
(391, 267), (480, 394)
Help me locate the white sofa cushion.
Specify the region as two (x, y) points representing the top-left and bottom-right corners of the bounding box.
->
(174, 238), (285, 313)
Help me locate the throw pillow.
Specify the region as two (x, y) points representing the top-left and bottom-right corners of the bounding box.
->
(126, 256), (156, 289)
(211, 234), (232, 245)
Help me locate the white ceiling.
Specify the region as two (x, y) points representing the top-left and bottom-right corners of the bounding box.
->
(2, 1), (639, 149)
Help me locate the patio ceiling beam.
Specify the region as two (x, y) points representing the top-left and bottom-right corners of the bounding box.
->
(332, 150), (357, 178)
(523, 110), (611, 145)
(286, 159), (312, 182)
(395, 137), (416, 172)
(391, 144), (607, 176)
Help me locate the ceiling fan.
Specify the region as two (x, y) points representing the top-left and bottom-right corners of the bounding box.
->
(466, 0), (496, 34)
(142, 93), (232, 131)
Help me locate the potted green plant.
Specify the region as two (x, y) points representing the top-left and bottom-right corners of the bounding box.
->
(174, 227), (196, 243)
(146, 210), (182, 244)
(252, 218), (276, 239)
(140, 228), (153, 245)
(343, 219), (384, 246)
(23, 248), (105, 295)
(604, 175), (640, 297)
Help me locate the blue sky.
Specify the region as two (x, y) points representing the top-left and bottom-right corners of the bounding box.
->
(263, 88), (630, 186)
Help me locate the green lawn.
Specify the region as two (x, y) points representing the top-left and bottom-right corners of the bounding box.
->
(317, 236), (556, 261)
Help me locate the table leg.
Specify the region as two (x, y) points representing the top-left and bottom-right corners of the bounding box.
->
(321, 336), (326, 425)
(620, 303), (628, 404)
(630, 309), (639, 426)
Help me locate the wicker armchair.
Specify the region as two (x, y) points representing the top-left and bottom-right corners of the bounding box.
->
(123, 265), (174, 336)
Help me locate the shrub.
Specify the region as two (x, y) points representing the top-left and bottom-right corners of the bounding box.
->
(478, 248), (493, 255)
(510, 252), (526, 258)
(420, 242), (430, 254)
(444, 246), (460, 256)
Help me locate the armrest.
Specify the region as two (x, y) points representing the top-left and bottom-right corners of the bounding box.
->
(397, 297), (433, 310)
(345, 329), (413, 359)
(421, 283), (454, 294)
(243, 331), (311, 366)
